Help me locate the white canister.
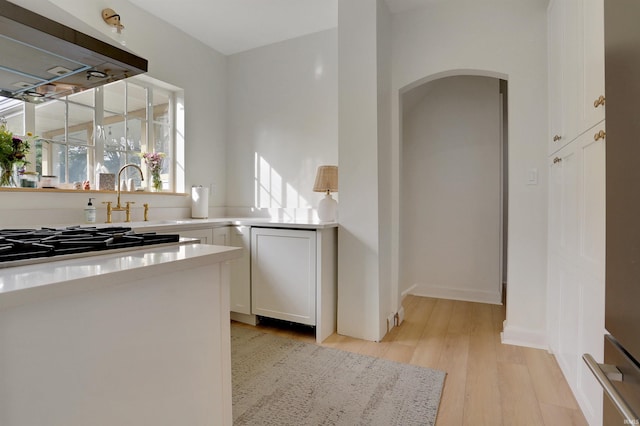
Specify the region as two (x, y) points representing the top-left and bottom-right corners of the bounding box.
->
(191, 186), (209, 218)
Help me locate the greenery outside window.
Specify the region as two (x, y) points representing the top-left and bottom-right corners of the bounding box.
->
(0, 76), (180, 192)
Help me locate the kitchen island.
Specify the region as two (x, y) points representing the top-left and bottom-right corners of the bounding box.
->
(0, 242), (241, 426)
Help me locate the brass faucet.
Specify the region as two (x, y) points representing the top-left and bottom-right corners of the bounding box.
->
(103, 163), (144, 223)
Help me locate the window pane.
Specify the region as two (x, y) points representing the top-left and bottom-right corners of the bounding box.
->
(35, 99), (65, 140)
(67, 103), (94, 145)
(68, 145), (88, 183)
(153, 91), (170, 124)
(0, 97), (24, 134)
(104, 120), (125, 150)
(103, 150), (126, 175)
(50, 142), (66, 183)
(124, 154), (143, 189)
(103, 81), (125, 114)
(127, 83), (146, 115)
(153, 123), (171, 156)
(68, 90), (94, 107)
(127, 118), (142, 151)
(34, 139), (45, 176)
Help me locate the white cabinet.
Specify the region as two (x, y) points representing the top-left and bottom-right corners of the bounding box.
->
(580, 0), (606, 131)
(133, 225), (214, 244)
(229, 226), (251, 316)
(251, 227), (317, 326)
(250, 226), (337, 342)
(548, 0), (568, 154)
(547, 0), (605, 155)
(547, 123), (606, 425)
(212, 226), (230, 246)
(179, 228), (214, 244)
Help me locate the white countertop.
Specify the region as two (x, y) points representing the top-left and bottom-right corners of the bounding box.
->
(0, 243), (242, 310)
(126, 217), (339, 230)
(0, 217), (333, 306)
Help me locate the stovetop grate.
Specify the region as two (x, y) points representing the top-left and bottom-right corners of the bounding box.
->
(0, 226), (180, 264)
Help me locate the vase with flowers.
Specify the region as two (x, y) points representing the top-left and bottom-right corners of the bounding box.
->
(140, 151), (166, 192)
(0, 122), (35, 187)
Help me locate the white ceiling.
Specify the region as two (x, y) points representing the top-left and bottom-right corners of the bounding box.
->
(126, 0), (438, 55)
(126, 0), (339, 55)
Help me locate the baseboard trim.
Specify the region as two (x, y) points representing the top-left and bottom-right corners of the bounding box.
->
(501, 321), (548, 350)
(410, 284), (502, 305)
(230, 311), (257, 326)
(400, 285), (417, 300)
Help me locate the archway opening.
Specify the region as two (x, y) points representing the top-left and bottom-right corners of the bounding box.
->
(398, 74), (508, 306)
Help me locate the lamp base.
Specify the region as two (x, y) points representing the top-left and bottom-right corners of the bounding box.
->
(317, 193), (338, 222)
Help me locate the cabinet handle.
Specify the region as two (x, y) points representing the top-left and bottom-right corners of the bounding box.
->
(553, 135), (562, 142)
(593, 95), (606, 108)
(553, 157), (562, 164)
(594, 130), (606, 141)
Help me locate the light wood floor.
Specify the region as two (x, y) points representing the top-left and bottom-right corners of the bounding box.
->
(236, 295), (588, 426)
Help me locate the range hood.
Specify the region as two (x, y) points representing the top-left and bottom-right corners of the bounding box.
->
(0, 0), (148, 103)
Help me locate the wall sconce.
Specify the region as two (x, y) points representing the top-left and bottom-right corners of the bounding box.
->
(102, 8), (126, 45)
(313, 165), (338, 222)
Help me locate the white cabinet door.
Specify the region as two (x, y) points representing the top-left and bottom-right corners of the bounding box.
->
(580, 0), (605, 131)
(179, 228), (214, 244)
(549, 142), (580, 383)
(251, 227), (316, 326)
(548, 0), (567, 154)
(229, 226), (251, 315)
(212, 227), (230, 246)
(547, 123), (605, 425)
(548, 0), (605, 155)
(575, 123), (606, 425)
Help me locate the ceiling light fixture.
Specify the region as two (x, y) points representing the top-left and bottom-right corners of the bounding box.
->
(87, 70), (109, 79)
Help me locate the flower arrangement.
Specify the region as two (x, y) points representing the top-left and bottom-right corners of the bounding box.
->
(140, 151), (166, 192)
(0, 123), (36, 187)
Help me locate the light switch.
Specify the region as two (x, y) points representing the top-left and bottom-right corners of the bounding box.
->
(527, 168), (538, 185)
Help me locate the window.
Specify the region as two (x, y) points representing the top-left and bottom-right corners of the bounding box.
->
(0, 76), (181, 192)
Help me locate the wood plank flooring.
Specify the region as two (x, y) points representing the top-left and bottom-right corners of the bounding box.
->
(233, 295), (587, 425)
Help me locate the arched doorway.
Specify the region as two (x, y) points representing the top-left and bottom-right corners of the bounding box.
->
(398, 73), (508, 305)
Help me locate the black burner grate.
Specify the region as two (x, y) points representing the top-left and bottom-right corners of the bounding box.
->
(0, 226), (180, 264)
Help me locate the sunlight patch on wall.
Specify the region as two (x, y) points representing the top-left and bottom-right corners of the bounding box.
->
(254, 152), (311, 220)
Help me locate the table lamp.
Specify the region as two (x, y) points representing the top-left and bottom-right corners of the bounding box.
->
(313, 165), (338, 222)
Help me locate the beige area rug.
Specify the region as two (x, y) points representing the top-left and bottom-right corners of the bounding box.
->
(231, 326), (446, 426)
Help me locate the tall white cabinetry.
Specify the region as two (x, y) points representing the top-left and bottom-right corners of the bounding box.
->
(548, 0), (605, 156)
(547, 0), (605, 424)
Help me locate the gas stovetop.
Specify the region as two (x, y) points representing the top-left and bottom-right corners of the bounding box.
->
(0, 226), (181, 268)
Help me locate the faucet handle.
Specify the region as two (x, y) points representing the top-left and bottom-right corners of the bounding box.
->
(124, 201), (135, 223)
(102, 201), (113, 224)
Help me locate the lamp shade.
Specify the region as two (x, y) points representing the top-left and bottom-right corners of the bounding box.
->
(313, 165), (338, 193)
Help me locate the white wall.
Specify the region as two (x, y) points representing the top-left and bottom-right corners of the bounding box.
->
(391, 0), (549, 347)
(1, 0), (227, 226)
(376, 0), (395, 338)
(400, 76), (502, 304)
(337, 0), (382, 341)
(226, 29), (338, 220)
